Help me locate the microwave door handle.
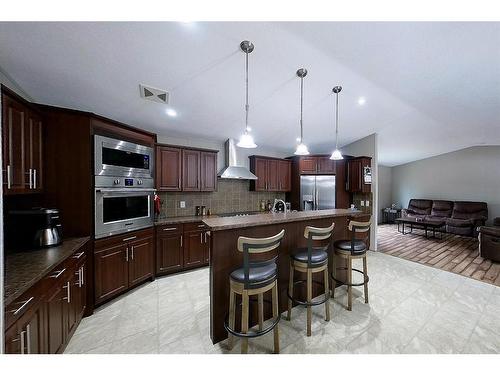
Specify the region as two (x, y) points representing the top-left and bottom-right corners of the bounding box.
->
(96, 188), (157, 193)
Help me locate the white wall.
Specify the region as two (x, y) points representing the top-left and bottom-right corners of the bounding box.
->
(392, 146), (500, 224)
(156, 135), (290, 173)
(341, 133), (378, 250)
(378, 165), (393, 223)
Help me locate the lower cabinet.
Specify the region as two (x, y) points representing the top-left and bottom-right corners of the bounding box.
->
(156, 222), (209, 276)
(4, 239), (89, 354)
(94, 228), (154, 305)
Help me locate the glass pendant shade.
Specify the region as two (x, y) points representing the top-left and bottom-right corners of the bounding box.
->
(294, 142), (310, 155)
(237, 131), (257, 148)
(329, 148), (343, 160)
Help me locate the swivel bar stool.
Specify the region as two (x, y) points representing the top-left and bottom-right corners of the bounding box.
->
(332, 218), (371, 311)
(287, 223), (334, 336)
(225, 229), (285, 354)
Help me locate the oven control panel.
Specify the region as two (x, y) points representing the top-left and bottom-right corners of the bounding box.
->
(95, 175), (154, 189)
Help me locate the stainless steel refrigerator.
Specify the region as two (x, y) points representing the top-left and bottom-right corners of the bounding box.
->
(300, 175), (336, 210)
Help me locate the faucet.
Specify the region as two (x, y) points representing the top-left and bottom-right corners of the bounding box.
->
(272, 199), (287, 213)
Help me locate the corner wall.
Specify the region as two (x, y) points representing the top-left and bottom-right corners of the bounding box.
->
(377, 165), (393, 223)
(391, 146), (500, 223)
(341, 133), (378, 250)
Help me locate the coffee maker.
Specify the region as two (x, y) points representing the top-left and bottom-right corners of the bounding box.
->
(6, 208), (63, 249)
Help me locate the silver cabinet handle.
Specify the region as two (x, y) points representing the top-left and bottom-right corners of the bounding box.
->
(27, 168), (32, 189)
(198, 224), (205, 228)
(20, 330), (26, 355)
(125, 247), (129, 262)
(33, 169), (37, 189)
(73, 252), (85, 259)
(26, 324), (31, 354)
(162, 227), (177, 231)
(50, 268), (66, 279)
(122, 236), (137, 242)
(80, 266), (84, 286)
(180, 235), (183, 247)
(63, 281), (71, 303)
(131, 245), (135, 260)
(200, 232), (203, 243)
(10, 297), (34, 315)
(6, 165), (12, 189)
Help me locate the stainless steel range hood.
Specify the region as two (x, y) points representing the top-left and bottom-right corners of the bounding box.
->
(217, 139), (258, 180)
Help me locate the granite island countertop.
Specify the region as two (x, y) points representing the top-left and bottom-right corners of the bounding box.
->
(154, 216), (212, 226)
(202, 209), (364, 231)
(4, 236), (90, 305)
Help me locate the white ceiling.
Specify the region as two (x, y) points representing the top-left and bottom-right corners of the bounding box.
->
(0, 22), (499, 166)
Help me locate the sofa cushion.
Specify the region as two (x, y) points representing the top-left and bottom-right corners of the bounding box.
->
(446, 217), (474, 227)
(451, 201), (488, 221)
(407, 199), (433, 215)
(431, 200), (454, 218)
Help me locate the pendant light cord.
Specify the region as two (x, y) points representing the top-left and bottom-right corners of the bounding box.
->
(335, 91), (339, 149)
(245, 49), (249, 133)
(300, 75), (304, 142)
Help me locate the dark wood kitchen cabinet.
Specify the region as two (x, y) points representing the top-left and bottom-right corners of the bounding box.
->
(183, 230), (207, 269)
(94, 228), (154, 305)
(346, 156), (371, 193)
(156, 146), (182, 191)
(249, 156), (291, 192)
(5, 298), (45, 354)
(298, 156), (335, 174)
(1, 88), (44, 195)
(299, 157), (317, 174)
(156, 144), (218, 192)
(317, 156), (336, 174)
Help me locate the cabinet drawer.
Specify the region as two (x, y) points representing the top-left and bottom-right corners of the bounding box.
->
(156, 224), (183, 235)
(4, 284), (44, 331)
(183, 222), (207, 232)
(94, 227), (154, 250)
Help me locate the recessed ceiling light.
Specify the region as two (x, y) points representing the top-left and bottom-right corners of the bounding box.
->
(358, 97), (366, 106)
(166, 108), (177, 117)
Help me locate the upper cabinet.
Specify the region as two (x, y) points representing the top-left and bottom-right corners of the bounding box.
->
(2, 90), (44, 195)
(249, 156), (291, 192)
(156, 144), (217, 192)
(298, 156), (335, 174)
(346, 156), (372, 193)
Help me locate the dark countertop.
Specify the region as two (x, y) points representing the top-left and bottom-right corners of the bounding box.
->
(4, 237), (90, 306)
(202, 209), (364, 231)
(155, 216), (210, 225)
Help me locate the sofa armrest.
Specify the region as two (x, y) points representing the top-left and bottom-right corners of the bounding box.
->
(402, 208), (414, 217)
(478, 226), (500, 237)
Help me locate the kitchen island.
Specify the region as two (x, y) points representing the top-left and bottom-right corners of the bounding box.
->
(202, 209), (370, 344)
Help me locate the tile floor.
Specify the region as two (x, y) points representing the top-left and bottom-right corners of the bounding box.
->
(64, 251), (500, 354)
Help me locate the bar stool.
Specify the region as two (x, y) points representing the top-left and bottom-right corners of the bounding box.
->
(225, 229), (285, 354)
(331, 218), (371, 311)
(287, 223), (334, 336)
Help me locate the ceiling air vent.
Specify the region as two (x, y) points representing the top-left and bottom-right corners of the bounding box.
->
(139, 84), (169, 104)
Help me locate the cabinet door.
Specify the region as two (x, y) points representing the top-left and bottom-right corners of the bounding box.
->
(335, 160), (350, 208)
(183, 231), (205, 269)
(94, 243), (129, 305)
(182, 149), (201, 191)
(156, 231), (184, 274)
(204, 231), (210, 264)
(278, 160), (291, 192)
(347, 159), (362, 192)
(200, 151), (217, 191)
(129, 235), (154, 287)
(2, 95), (27, 193)
(317, 156), (336, 174)
(299, 157), (317, 174)
(4, 324), (22, 354)
(157, 146), (182, 191)
(68, 262), (86, 336)
(27, 111), (43, 191)
(253, 157), (268, 191)
(46, 283), (66, 354)
(21, 301), (45, 354)
(267, 159), (279, 191)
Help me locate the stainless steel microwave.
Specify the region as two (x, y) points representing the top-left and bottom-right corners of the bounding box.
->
(94, 135), (154, 178)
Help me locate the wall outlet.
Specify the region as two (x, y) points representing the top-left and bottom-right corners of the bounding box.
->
(366, 200), (370, 207)
(360, 200), (365, 207)
(179, 201), (186, 208)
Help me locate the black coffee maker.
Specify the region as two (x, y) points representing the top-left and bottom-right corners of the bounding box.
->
(6, 208), (63, 249)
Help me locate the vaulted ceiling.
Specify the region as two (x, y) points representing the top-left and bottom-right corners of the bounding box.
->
(0, 22), (499, 165)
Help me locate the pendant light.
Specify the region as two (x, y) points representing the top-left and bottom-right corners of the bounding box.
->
(294, 68), (310, 156)
(330, 85), (343, 160)
(236, 40), (257, 149)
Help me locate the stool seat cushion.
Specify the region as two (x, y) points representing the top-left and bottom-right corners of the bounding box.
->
(230, 263), (277, 285)
(292, 248), (328, 265)
(334, 240), (367, 253)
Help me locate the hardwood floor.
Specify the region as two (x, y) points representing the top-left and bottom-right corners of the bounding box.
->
(377, 224), (500, 287)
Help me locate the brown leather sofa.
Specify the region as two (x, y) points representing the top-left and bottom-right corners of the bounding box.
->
(478, 218), (500, 261)
(402, 199), (488, 237)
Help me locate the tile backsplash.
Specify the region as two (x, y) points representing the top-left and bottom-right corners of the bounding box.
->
(352, 192), (373, 215)
(158, 179), (285, 218)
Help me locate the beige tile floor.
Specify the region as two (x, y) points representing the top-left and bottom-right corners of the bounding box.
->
(64, 251), (500, 354)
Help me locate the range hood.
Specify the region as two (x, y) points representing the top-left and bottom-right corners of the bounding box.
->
(218, 139), (258, 180)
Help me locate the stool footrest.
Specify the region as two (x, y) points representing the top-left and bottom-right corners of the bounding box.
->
(331, 267), (369, 287)
(224, 312), (280, 339)
(287, 280), (330, 307)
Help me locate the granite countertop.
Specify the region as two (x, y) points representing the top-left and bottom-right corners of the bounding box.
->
(4, 236), (90, 305)
(202, 209), (364, 231)
(155, 216), (213, 225)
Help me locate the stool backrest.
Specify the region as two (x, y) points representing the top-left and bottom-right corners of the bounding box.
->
(304, 222), (335, 267)
(237, 229), (285, 287)
(348, 218), (371, 254)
